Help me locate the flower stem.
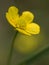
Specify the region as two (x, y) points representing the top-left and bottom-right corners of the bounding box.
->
(7, 32), (18, 65)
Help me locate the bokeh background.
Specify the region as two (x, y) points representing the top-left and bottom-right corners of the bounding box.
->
(0, 0), (49, 65)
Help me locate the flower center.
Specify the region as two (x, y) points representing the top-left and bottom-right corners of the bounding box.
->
(16, 17), (26, 30)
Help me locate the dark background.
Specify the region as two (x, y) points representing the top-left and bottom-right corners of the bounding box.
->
(0, 0), (49, 65)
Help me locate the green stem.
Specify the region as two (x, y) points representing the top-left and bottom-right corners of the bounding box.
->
(7, 32), (18, 65)
(19, 45), (49, 65)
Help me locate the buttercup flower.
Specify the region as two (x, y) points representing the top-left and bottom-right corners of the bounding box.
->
(6, 6), (40, 36)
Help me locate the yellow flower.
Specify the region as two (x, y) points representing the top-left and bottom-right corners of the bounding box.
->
(6, 6), (40, 36)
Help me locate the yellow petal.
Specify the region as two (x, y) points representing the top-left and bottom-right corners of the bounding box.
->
(6, 13), (17, 27)
(21, 11), (34, 23)
(8, 6), (19, 18)
(6, 6), (19, 28)
(25, 23), (40, 34)
(8, 6), (19, 23)
(16, 28), (31, 36)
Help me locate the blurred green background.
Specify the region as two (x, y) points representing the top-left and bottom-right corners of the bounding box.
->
(0, 0), (49, 65)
